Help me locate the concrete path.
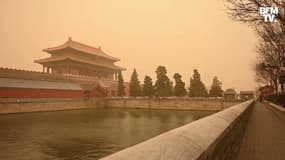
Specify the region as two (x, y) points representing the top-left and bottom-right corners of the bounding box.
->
(238, 102), (285, 160)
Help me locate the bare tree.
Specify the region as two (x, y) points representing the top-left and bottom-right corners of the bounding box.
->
(256, 24), (285, 56)
(254, 58), (275, 86)
(256, 41), (278, 91)
(225, 0), (285, 93)
(255, 24), (285, 92)
(226, 0), (285, 27)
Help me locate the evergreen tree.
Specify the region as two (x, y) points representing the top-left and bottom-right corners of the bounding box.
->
(154, 66), (172, 97)
(117, 72), (125, 97)
(209, 76), (223, 97)
(142, 75), (154, 97)
(173, 73), (186, 97)
(188, 69), (208, 97)
(129, 69), (141, 97)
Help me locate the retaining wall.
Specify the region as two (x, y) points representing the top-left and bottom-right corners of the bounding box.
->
(0, 98), (105, 114)
(101, 100), (254, 160)
(0, 98), (241, 114)
(106, 98), (239, 111)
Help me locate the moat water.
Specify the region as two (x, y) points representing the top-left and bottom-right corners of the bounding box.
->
(0, 108), (214, 160)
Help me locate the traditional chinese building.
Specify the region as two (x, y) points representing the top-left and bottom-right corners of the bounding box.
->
(223, 88), (237, 100)
(0, 38), (127, 99)
(35, 37), (125, 80)
(239, 91), (255, 100)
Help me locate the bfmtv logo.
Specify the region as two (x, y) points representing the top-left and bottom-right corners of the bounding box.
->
(259, 7), (278, 23)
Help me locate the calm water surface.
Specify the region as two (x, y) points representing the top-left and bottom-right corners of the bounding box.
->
(0, 108), (214, 160)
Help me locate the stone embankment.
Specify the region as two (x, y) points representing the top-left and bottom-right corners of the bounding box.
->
(0, 97), (241, 114)
(106, 98), (240, 111)
(101, 100), (254, 160)
(0, 98), (105, 114)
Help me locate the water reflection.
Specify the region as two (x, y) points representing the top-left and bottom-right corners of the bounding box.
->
(0, 108), (214, 160)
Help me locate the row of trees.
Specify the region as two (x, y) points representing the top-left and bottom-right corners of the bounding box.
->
(117, 66), (223, 97)
(225, 0), (285, 93)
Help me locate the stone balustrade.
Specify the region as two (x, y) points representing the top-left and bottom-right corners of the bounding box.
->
(101, 100), (254, 160)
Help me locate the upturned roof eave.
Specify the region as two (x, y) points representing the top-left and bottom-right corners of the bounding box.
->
(42, 40), (120, 62)
(34, 57), (125, 71)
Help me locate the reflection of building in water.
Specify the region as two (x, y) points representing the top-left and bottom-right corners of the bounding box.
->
(0, 38), (128, 98)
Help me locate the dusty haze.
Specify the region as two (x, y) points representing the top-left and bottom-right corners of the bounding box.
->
(0, 0), (257, 91)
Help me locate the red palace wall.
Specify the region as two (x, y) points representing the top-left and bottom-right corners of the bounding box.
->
(0, 68), (114, 98)
(0, 88), (85, 98)
(89, 90), (105, 97)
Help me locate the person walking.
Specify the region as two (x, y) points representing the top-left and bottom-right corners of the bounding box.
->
(259, 94), (263, 103)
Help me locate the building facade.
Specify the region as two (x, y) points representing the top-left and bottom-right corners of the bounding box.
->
(239, 91), (255, 100)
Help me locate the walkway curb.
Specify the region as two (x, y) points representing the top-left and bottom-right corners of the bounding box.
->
(266, 101), (285, 113)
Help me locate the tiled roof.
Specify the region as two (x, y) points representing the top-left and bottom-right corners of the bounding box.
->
(224, 88), (237, 94)
(0, 78), (83, 90)
(35, 57), (125, 71)
(43, 37), (120, 62)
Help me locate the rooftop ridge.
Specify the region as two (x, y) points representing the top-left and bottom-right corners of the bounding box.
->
(69, 39), (103, 53)
(43, 38), (120, 61)
(68, 39), (120, 61)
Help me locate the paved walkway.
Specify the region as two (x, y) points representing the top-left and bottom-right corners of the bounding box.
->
(238, 102), (285, 160)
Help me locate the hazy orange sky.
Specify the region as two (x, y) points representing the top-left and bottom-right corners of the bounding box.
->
(0, 0), (257, 91)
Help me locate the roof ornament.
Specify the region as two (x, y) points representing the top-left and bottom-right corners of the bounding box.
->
(98, 45), (102, 50)
(68, 37), (72, 41)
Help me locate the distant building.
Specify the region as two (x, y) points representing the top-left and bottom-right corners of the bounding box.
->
(259, 85), (274, 95)
(0, 38), (127, 98)
(239, 91), (254, 100)
(223, 88), (237, 100)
